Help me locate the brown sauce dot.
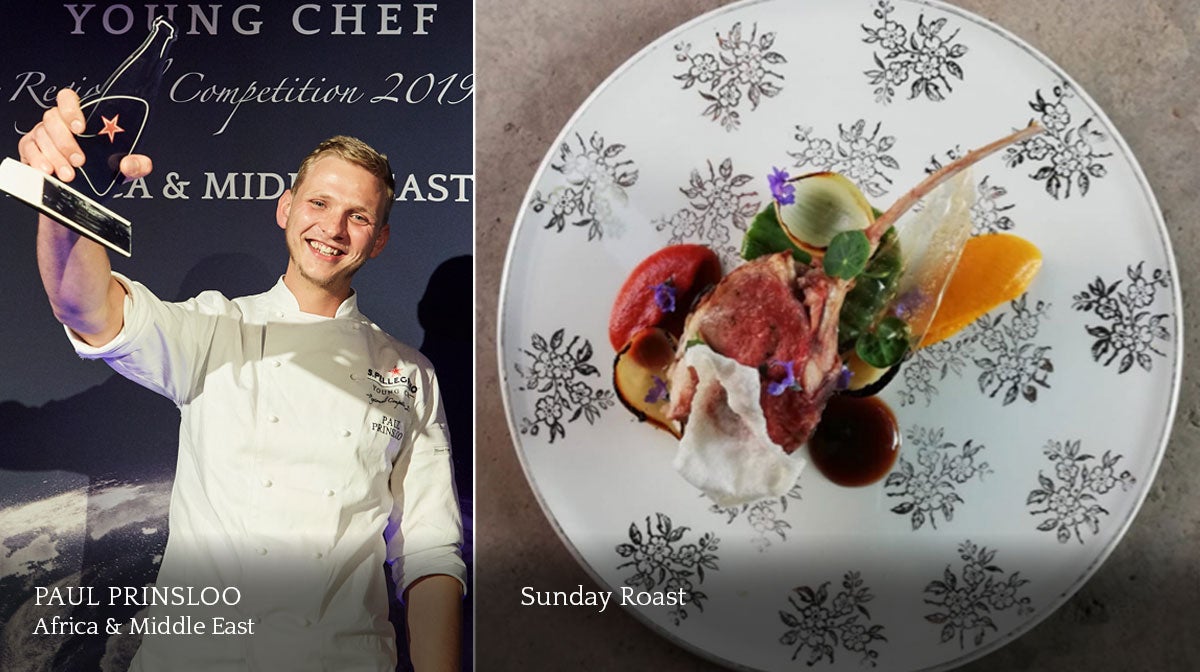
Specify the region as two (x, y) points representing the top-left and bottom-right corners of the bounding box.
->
(808, 395), (900, 487)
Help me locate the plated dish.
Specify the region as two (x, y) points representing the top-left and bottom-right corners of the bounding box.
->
(498, 1), (1181, 669)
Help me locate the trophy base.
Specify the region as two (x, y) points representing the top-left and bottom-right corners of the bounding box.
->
(0, 157), (132, 257)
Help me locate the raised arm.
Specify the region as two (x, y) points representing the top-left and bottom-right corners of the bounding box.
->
(18, 88), (152, 347)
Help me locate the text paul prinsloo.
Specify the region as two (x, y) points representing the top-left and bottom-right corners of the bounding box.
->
(37, 585), (242, 607)
(32, 585), (253, 636)
(520, 585), (687, 612)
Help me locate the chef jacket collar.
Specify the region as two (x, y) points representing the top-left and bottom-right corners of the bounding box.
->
(265, 277), (363, 320)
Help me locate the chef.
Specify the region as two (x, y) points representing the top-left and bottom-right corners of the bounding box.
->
(19, 89), (465, 671)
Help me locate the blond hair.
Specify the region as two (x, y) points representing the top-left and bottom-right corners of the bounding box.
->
(294, 136), (396, 222)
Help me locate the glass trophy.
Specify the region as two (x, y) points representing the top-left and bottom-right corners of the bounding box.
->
(0, 17), (177, 257)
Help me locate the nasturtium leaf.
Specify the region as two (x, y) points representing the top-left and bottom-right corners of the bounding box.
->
(823, 230), (871, 280)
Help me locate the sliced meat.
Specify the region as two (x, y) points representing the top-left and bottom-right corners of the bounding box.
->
(667, 251), (847, 453)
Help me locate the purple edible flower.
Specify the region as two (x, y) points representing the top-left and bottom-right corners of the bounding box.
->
(652, 280), (677, 313)
(892, 289), (924, 320)
(645, 376), (669, 404)
(768, 166), (795, 205)
(836, 364), (853, 390)
(766, 360), (798, 396)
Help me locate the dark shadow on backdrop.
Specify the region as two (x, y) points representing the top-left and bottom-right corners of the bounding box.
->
(417, 254), (473, 496)
(386, 253), (474, 672)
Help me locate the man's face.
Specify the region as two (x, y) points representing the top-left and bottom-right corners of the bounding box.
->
(277, 155), (390, 296)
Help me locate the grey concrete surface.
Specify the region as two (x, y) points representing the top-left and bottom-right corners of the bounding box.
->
(475, 0), (1200, 669)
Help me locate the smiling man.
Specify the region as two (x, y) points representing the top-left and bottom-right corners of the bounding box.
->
(278, 141), (392, 313)
(21, 89), (465, 671)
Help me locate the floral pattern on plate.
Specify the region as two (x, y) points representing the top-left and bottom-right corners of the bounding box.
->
(862, 0), (969, 105)
(673, 22), (787, 132)
(788, 120), (900, 198)
(1003, 84), (1113, 199)
(653, 158), (762, 266)
(885, 426), (992, 531)
(513, 329), (613, 442)
(779, 572), (887, 667)
(924, 541), (1034, 648)
(927, 150), (1020, 235)
(1027, 439), (1137, 544)
(898, 293), (1054, 407)
(616, 513), (720, 625)
(708, 484), (803, 551)
(529, 131), (639, 241)
(1072, 262), (1173, 373)
(967, 176), (1019, 235)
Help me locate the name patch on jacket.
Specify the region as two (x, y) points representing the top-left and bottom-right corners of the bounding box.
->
(372, 414), (405, 441)
(364, 367), (419, 411)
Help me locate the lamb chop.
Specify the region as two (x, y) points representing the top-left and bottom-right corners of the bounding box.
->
(667, 250), (844, 453)
(666, 124), (1042, 501)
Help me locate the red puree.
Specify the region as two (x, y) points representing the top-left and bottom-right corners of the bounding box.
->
(608, 244), (721, 350)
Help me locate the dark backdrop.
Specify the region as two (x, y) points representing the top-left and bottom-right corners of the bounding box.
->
(0, 3), (473, 670)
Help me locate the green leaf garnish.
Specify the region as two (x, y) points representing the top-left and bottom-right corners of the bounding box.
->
(740, 206), (812, 264)
(859, 235), (901, 279)
(837, 227), (902, 352)
(855, 316), (911, 368)
(823, 230), (871, 280)
(685, 335), (706, 350)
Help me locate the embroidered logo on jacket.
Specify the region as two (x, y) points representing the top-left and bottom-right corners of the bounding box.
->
(364, 366), (419, 411)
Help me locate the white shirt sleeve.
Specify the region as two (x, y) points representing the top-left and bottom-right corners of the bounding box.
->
(384, 361), (467, 602)
(65, 272), (222, 406)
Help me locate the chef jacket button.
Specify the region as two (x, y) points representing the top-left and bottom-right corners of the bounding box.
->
(314, 551), (324, 559)
(275, 311), (285, 318)
(256, 547), (268, 556)
(323, 489), (335, 497)
(271, 360), (281, 368)
(350, 373), (360, 381)
(268, 415), (279, 423)
(301, 618), (312, 627)
(261, 479), (273, 488)
(340, 429), (352, 438)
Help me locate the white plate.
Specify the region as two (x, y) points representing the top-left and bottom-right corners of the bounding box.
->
(497, 1), (1181, 669)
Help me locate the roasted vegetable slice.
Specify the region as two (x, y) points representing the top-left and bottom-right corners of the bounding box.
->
(775, 172), (875, 258)
(613, 327), (681, 438)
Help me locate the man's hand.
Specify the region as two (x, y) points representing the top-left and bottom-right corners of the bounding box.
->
(17, 88), (152, 183)
(24, 88), (151, 347)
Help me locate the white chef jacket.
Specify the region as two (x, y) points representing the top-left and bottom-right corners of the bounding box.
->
(68, 273), (465, 671)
